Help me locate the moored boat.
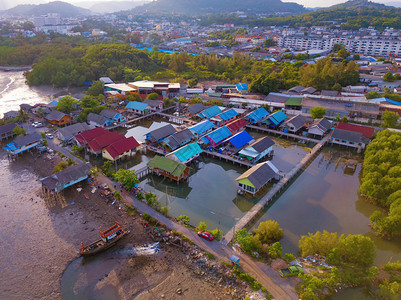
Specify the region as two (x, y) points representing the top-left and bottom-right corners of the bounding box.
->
(79, 221), (128, 256)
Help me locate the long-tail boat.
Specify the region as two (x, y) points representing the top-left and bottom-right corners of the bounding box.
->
(79, 221), (128, 256)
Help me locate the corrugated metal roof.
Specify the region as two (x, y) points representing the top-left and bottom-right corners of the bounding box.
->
(268, 110), (287, 125)
(199, 105), (222, 119)
(206, 126), (232, 144)
(246, 107), (268, 122)
(236, 161), (278, 190)
(228, 131), (253, 149)
(147, 155), (187, 177)
(285, 97), (302, 106)
(217, 109), (238, 121)
(170, 142), (203, 162)
(125, 101), (149, 111)
(189, 120), (214, 135)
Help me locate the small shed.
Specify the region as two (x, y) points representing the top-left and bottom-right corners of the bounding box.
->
(236, 161), (279, 195)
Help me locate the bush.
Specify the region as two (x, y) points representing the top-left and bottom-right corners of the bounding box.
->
(205, 252), (215, 260)
(209, 228), (223, 241)
(148, 92), (159, 100)
(177, 215), (190, 225)
(253, 220), (283, 244)
(125, 205), (137, 216)
(250, 280), (262, 291)
(53, 161), (68, 173)
(197, 221), (207, 232)
(284, 253), (296, 263)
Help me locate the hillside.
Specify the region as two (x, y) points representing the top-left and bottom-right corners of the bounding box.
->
(133, 0), (307, 15)
(2, 1), (91, 17)
(77, 1), (149, 14)
(329, 0), (387, 9)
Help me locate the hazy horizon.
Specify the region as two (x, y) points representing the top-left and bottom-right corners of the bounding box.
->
(0, 0), (400, 10)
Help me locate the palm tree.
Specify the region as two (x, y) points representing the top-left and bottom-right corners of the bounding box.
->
(17, 109), (29, 123)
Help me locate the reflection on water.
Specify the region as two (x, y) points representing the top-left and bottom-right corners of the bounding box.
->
(253, 148), (401, 265)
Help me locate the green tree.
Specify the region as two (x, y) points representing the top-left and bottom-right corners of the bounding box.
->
(234, 229), (262, 254)
(56, 96), (77, 114)
(383, 72), (395, 82)
(161, 205), (169, 216)
(147, 92), (159, 100)
(188, 78), (198, 87)
(263, 38), (276, 47)
(87, 80), (105, 97)
(16, 109), (29, 123)
(114, 168), (139, 189)
(299, 230), (339, 257)
(268, 242), (283, 258)
(209, 228), (223, 241)
(177, 215), (190, 225)
(365, 91), (380, 99)
(22, 21), (35, 31)
(337, 48), (350, 59)
(144, 190), (160, 209)
(13, 126), (26, 136)
(197, 221), (207, 231)
(53, 161), (68, 173)
(310, 106), (327, 119)
(80, 95), (100, 109)
(337, 234), (376, 266)
(353, 54), (360, 60)
(382, 110), (399, 128)
(253, 220), (284, 244)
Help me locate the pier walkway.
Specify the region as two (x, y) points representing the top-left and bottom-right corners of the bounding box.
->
(203, 150), (253, 168)
(223, 134), (330, 243)
(246, 125), (320, 143)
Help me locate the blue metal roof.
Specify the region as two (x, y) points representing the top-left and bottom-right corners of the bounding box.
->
(246, 107), (269, 123)
(171, 143), (203, 162)
(228, 131), (253, 149)
(268, 110), (287, 125)
(206, 126), (232, 144)
(125, 101), (148, 111)
(201, 136), (210, 144)
(217, 109), (238, 121)
(189, 120), (214, 135)
(236, 82), (248, 91)
(198, 105), (222, 119)
(49, 100), (58, 106)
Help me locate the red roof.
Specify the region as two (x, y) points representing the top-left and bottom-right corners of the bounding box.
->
(74, 127), (108, 145)
(226, 118), (248, 133)
(336, 122), (375, 138)
(104, 137), (140, 159)
(88, 131), (125, 153)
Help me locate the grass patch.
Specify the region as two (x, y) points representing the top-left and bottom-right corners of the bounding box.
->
(125, 205), (137, 216)
(205, 252), (215, 260)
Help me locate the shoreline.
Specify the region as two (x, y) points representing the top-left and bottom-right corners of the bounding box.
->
(0, 66), (31, 71)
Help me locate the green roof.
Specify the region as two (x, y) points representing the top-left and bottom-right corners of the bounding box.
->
(285, 97), (302, 106)
(148, 155), (187, 177)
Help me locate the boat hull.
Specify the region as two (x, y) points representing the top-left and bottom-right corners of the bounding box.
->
(80, 230), (129, 257)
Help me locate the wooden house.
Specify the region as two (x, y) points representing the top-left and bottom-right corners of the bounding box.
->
(330, 128), (370, 150)
(245, 107), (269, 124)
(166, 142), (203, 164)
(146, 124), (176, 144)
(87, 131), (125, 155)
(201, 126), (233, 148)
(210, 108), (238, 126)
(45, 110), (72, 126)
(57, 123), (91, 144)
(281, 114), (307, 133)
(226, 118), (248, 133)
(238, 136), (275, 162)
(188, 120), (215, 138)
(0, 123), (17, 141)
(99, 109), (126, 124)
(40, 163), (91, 193)
(236, 161), (279, 195)
(143, 99), (164, 111)
(87, 113), (111, 128)
(3, 133), (42, 155)
(198, 105), (222, 119)
(147, 155), (190, 182)
(102, 136), (140, 161)
(73, 127), (108, 147)
(125, 101), (150, 115)
(265, 110), (287, 128)
(163, 129), (194, 150)
(307, 118), (332, 137)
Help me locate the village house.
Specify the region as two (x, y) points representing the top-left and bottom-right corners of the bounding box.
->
(125, 101), (150, 115)
(146, 124), (177, 144)
(335, 122), (375, 139)
(307, 118), (332, 137)
(226, 130), (254, 152)
(87, 131), (125, 155)
(147, 155), (190, 182)
(186, 103), (206, 116)
(104, 83), (136, 96)
(87, 113), (111, 128)
(236, 161), (279, 195)
(162, 129), (194, 150)
(40, 162), (91, 193)
(102, 136), (140, 161)
(201, 126), (233, 148)
(45, 110), (72, 126)
(4, 110), (19, 120)
(0, 123), (17, 141)
(166, 142), (203, 164)
(265, 110), (287, 128)
(210, 108), (238, 126)
(57, 123), (91, 144)
(330, 128), (370, 150)
(226, 118), (248, 133)
(284, 97), (303, 111)
(99, 109), (126, 124)
(238, 136), (275, 163)
(281, 114), (307, 134)
(188, 120), (215, 138)
(198, 105), (222, 119)
(128, 80), (180, 98)
(3, 132), (42, 155)
(143, 99), (164, 111)
(245, 107), (269, 124)
(73, 127), (108, 147)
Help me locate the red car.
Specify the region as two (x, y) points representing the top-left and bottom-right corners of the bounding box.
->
(198, 231), (214, 241)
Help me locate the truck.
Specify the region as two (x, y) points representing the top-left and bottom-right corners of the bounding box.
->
(280, 266), (304, 278)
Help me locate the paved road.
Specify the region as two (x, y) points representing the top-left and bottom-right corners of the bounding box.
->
(97, 173), (298, 300)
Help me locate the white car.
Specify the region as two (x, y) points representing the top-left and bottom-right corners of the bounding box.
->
(32, 122), (44, 128)
(46, 133), (53, 139)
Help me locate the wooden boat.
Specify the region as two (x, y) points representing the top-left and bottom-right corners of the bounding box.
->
(80, 221), (129, 257)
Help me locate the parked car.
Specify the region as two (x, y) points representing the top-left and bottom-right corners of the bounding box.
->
(46, 133), (53, 139)
(32, 122), (44, 128)
(280, 266), (304, 278)
(197, 231), (214, 241)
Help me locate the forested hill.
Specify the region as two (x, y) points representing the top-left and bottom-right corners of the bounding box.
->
(133, 0), (307, 15)
(201, 1), (401, 30)
(328, 0), (387, 9)
(1, 1), (91, 17)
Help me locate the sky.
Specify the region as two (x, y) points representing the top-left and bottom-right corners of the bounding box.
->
(0, 0), (400, 10)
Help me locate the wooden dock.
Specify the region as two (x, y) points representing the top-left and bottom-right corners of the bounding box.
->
(203, 150), (253, 168)
(223, 134), (330, 244)
(246, 125), (320, 144)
